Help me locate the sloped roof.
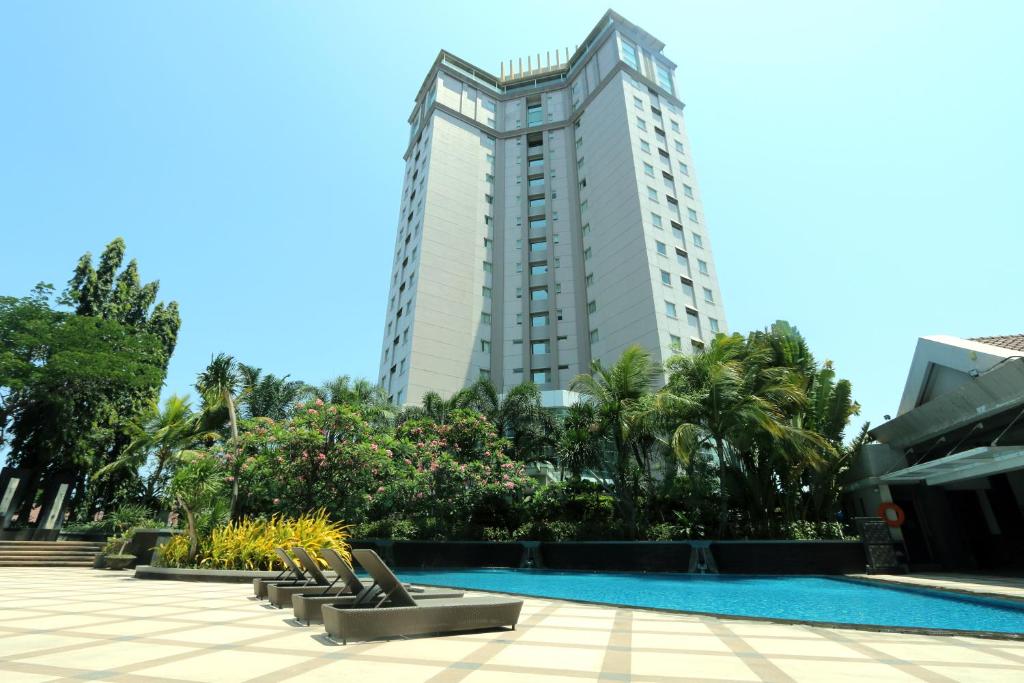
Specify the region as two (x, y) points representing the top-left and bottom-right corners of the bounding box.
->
(971, 335), (1024, 353)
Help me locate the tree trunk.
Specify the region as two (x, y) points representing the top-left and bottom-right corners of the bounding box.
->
(715, 436), (729, 538)
(64, 472), (88, 522)
(184, 505), (198, 563)
(613, 428), (637, 540)
(226, 394), (240, 519)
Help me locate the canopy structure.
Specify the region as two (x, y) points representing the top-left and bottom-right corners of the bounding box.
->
(880, 446), (1024, 487)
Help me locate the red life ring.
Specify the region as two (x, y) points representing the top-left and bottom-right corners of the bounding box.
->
(877, 502), (905, 527)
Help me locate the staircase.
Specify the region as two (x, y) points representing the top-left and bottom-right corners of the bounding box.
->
(0, 540), (103, 568)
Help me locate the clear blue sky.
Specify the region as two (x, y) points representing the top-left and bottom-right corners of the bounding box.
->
(1, 1), (1021, 439)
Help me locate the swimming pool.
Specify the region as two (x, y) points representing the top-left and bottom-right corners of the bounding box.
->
(399, 568), (1024, 635)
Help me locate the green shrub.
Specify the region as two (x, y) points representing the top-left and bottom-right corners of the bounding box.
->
(523, 481), (618, 540)
(352, 517), (418, 540)
(481, 527), (515, 542)
(645, 523), (691, 541)
(783, 520), (847, 540)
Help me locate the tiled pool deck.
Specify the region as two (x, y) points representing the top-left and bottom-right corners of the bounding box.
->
(0, 569), (1022, 682)
(854, 574), (1024, 602)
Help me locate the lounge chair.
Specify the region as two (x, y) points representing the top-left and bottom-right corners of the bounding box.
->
(267, 546), (338, 607)
(321, 549), (522, 644)
(253, 548), (310, 599)
(291, 547), (464, 625)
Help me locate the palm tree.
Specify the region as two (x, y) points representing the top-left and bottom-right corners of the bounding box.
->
(93, 394), (210, 508)
(196, 353), (241, 516)
(237, 364), (309, 420)
(314, 375), (394, 428)
(405, 388), (476, 425)
(745, 323), (857, 531)
(557, 402), (601, 480)
(167, 454), (224, 563)
(659, 334), (813, 537)
(570, 344), (661, 538)
(464, 379), (557, 462)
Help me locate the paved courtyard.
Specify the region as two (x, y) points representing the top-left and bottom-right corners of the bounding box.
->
(0, 568), (1022, 682)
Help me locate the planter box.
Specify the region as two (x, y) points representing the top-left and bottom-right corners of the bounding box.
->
(135, 565), (286, 583)
(125, 528), (180, 567)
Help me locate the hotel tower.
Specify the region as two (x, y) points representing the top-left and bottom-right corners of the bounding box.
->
(379, 10), (727, 407)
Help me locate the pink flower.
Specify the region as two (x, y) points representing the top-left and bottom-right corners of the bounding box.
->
(415, 492), (424, 499)
(226, 475), (235, 482)
(377, 486), (385, 493)
(404, 458), (412, 465)
(504, 482), (516, 490)
(317, 453), (326, 461)
(371, 443), (379, 451)
(307, 408), (318, 415)
(484, 450), (491, 456)
(385, 449), (393, 457)
(315, 398), (324, 406)
(272, 498), (280, 505)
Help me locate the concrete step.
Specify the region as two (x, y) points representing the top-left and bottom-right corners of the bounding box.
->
(0, 548), (102, 553)
(0, 552), (101, 559)
(0, 540), (103, 567)
(0, 541), (105, 546)
(0, 565), (96, 569)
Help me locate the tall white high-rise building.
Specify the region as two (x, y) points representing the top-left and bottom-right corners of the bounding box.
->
(379, 10), (727, 407)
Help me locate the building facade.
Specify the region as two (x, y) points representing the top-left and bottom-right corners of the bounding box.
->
(844, 334), (1024, 572)
(379, 10), (727, 407)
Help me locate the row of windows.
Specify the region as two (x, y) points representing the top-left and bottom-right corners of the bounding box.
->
(632, 92), (705, 255)
(620, 36), (674, 95)
(481, 310), (558, 326)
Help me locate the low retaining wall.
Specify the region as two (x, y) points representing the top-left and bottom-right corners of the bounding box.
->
(353, 539), (864, 574)
(393, 541), (525, 568)
(132, 540), (865, 579)
(711, 541), (865, 575)
(540, 542), (692, 572)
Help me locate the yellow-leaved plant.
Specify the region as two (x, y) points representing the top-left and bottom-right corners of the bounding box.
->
(156, 509), (350, 570)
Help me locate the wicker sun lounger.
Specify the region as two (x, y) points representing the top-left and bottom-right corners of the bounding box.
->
(291, 547), (464, 625)
(321, 549), (522, 644)
(253, 548), (310, 599)
(267, 546), (335, 607)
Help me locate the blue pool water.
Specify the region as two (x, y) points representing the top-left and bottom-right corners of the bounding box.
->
(399, 568), (1024, 635)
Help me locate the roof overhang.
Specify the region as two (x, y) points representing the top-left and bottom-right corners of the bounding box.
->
(895, 335), (1021, 416)
(880, 446), (1024, 486)
(870, 357), (1024, 450)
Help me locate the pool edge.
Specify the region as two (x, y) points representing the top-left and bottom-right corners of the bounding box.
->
(405, 579), (1024, 642)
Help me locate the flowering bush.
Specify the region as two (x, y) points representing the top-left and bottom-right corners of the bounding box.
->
(201, 404), (532, 539)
